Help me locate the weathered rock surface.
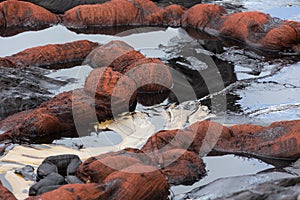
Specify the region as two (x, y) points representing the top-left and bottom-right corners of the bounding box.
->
(212, 120), (300, 160)
(0, 40), (99, 69)
(0, 0), (59, 36)
(0, 66), (65, 120)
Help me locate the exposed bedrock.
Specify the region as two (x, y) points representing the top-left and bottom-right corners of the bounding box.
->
(0, 40), (99, 69)
(0, 0), (59, 36)
(0, 66), (66, 120)
(0, 67), (137, 144)
(211, 120), (300, 161)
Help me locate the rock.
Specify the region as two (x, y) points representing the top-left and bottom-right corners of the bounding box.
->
(212, 120), (300, 160)
(0, 66), (65, 120)
(103, 164), (169, 200)
(0, 40), (99, 69)
(62, 0), (141, 28)
(84, 67), (137, 107)
(29, 172), (66, 196)
(181, 4), (227, 30)
(21, 0), (109, 14)
(83, 40), (134, 68)
(154, 0), (202, 8)
(137, 91), (170, 106)
(159, 149), (206, 185)
(76, 148), (153, 183)
(0, 0), (59, 37)
(25, 183), (112, 200)
(0, 89), (124, 144)
(37, 154), (82, 180)
(118, 57), (173, 93)
(0, 181), (18, 200)
(26, 163), (169, 200)
(14, 165), (36, 181)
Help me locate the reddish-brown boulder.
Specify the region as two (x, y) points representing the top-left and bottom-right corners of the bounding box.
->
(181, 4), (227, 31)
(0, 181), (17, 200)
(83, 40), (134, 68)
(84, 67), (137, 106)
(213, 120), (300, 159)
(0, 40), (98, 69)
(103, 164), (169, 200)
(160, 149), (206, 185)
(118, 57), (173, 93)
(25, 183), (111, 200)
(76, 148), (153, 183)
(62, 0), (140, 28)
(0, 0), (59, 36)
(27, 164), (169, 200)
(108, 50), (145, 72)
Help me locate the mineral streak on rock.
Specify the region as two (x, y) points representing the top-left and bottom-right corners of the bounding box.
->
(0, 40), (99, 69)
(0, 0), (59, 36)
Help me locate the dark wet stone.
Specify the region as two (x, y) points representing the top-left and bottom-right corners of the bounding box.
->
(14, 165), (36, 181)
(0, 67), (65, 121)
(154, 0), (202, 8)
(29, 173), (66, 196)
(65, 176), (84, 184)
(37, 161), (58, 181)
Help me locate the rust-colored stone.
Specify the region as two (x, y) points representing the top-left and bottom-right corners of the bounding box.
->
(108, 50), (145, 72)
(25, 183), (111, 200)
(160, 149), (206, 185)
(76, 148), (153, 183)
(0, 87), (135, 143)
(103, 163), (169, 200)
(0, 40), (99, 69)
(0, 0), (59, 36)
(119, 57), (173, 93)
(181, 4), (227, 31)
(213, 120), (300, 159)
(62, 0), (140, 28)
(83, 40), (134, 68)
(84, 67), (137, 106)
(144, 4), (185, 26)
(0, 181), (17, 200)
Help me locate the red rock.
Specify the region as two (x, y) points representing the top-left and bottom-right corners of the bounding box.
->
(145, 4), (185, 26)
(213, 120), (300, 159)
(181, 4), (227, 31)
(0, 181), (17, 200)
(83, 40), (134, 68)
(27, 164), (169, 200)
(137, 91), (170, 106)
(62, 0), (140, 28)
(84, 67), (137, 107)
(0, 40), (99, 69)
(76, 148), (153, 183)
(141, 121), (231, 158)
(108, 50), (145, 72)
(0, 87), (135, 143)
(25, 183), (111, 200)
(0, 0), (59, 36)
(119, 57), (173, 93)
(103, 163), (169, 200)
(160, 149), (206, 185)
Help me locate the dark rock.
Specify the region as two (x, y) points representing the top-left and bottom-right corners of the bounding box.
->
(0, 66), (65, 120)
(29, 173), (66, 196)
(14, 165), (36, 181)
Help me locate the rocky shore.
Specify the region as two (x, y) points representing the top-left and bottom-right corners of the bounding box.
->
(0, 0), (300, 199)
